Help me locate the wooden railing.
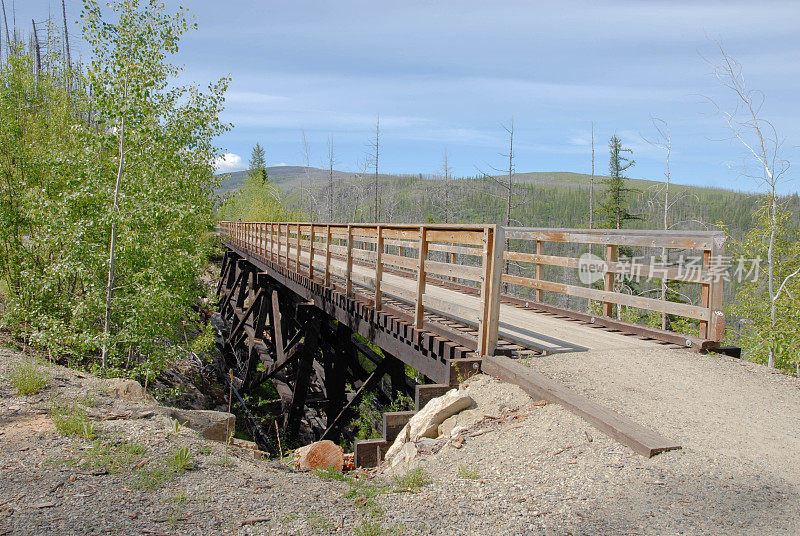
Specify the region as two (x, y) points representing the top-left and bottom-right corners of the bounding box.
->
(220, 221), (727, 353)
(502, 228), (726, 341)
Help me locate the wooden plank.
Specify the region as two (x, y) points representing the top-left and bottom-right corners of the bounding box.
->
(426, 229), (485, 245)
(501, 272), (711, 321)
(505, 227), (725, 250)
(482, 355), (681, 458)
(382, 253), (417, 271)
(425, 260), (483, 282)
(382, 411), (416, 442)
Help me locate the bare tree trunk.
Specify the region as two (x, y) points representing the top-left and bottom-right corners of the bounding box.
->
(301, 130), (313, 221)
(661, 129), (671, 330)
(31, 19), (40, 80)
(327, 135), (334, 222)
(503, 119), (514, 292)
(1, 0), (11, 56)
(102, 116), (125, 371)
(768, 190), (776, 368)
(589, 121), (595, 229)
(442, 148), (450, 223)
(373, 116), (380, 222)
(61, 0), (71, 90)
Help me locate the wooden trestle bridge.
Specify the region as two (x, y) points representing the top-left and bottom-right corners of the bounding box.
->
(215, 221), (728, 463)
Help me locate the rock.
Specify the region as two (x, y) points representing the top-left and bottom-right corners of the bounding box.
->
(389, 442), (418, 472)
(161, 408), (235, 441)
(104, 378), (155, 403)
(385, 389), (472, 463)
(292, 440), (344, 471)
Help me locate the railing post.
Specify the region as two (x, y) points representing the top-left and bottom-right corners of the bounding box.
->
(345, 225), (354, 296)
(308, 225), (316, 279)
(535, 239), (543, 302)
(375, 225), (384, 309)
(603, 244), (618, 317)
(480, 225), (504, 356)
(295, 223), (301, 272)
(325, 225), (332, 286)
(414, 226), (428, 328)
(284, 223), (290, 268)
(699, 246), (725, 340)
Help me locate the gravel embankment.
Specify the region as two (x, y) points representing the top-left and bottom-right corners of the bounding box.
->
(1, 345), (798, 535)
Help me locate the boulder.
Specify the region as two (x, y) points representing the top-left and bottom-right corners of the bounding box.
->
(385, 389), (472, 463)
(104, 378), (155, 403)
(293, 440), (344, 471)
(162, 408), (235, 442)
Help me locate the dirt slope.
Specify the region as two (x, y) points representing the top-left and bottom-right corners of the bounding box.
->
(1, 345), (798, 535)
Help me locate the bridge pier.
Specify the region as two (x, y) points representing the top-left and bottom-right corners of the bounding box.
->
(216, 249), (436, 449)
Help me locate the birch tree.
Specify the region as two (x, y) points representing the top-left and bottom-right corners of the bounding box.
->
(710, 43), (798, 370)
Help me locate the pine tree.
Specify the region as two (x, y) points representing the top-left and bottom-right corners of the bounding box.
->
(600, 135), (638, 229)
(247, 143), (268, 184)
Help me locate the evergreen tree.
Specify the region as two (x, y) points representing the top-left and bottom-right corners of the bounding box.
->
(600, 135), (638, 229)
(247, 143), (268, 184)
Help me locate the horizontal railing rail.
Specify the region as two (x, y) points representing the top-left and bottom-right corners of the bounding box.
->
(219, 221), (726, 353)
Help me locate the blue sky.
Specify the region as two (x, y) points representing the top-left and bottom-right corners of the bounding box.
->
(16, 0), (800, 192)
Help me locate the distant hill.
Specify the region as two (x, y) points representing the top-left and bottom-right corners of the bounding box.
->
(218, 166), (750, 198)
(216, 166), (396, 196)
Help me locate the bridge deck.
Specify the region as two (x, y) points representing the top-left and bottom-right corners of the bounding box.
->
(285, 241), (664, 354)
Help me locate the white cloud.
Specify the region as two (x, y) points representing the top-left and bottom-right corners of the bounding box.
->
(214, 153), (245, 173)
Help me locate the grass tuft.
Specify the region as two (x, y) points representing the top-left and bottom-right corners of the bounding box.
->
(457, 463), (480, 480)
(49, 398), (95, 440)
(8, 361), (49, 396)
(166, 446), (193, 472)
(393, 468), (431, 493)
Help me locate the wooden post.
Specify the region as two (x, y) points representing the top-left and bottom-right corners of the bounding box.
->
(603, 244), (618, 317)
(414, 226), (428, 328)
(388, 355), (406, 400)
(268, 223), (273, 262)
(325, 225), (332, 286)
(324, 322), (352, 442)
(345, 225), (354, 296)
(284, 224), (290, 268)
(375, 225), (384, 309)
(699, 248), (713, 339)
(284, 308), (322, 441)
(308, 225), (316, 278)
(535, 239), (543, 302)
(295, 223), (302, 273)
(271, 290), (285, 360)
(480, 225), (504, 356)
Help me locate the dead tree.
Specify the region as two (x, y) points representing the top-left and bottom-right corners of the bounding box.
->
(643, 117), (672, 330)
(327, 135), (335, 222)
(590, 121), (595, 229)
(708, 42), (794, 368)
(482, 119), (522, 292)
(368, 116), (380, 222)
(62, 0), (71, 90)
